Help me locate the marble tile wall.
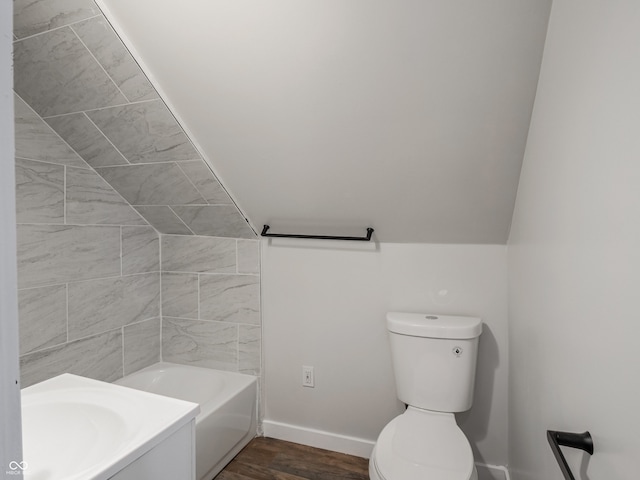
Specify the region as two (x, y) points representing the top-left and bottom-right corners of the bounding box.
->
(160, 236), (262, 375)
(15, 91), (161, 387)
(13, 0), (262, 386)
(13, 0), (255, 239)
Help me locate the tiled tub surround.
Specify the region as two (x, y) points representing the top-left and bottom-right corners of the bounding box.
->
(13, 0), (254, 239)
(17, 228), (262, 386)
(18, 230), (162, 387)
(14, 117), (261, 387)
(15, 144), (262, 385)
(161, 236), (262, 376)
(15, 85), (162, 388)
(14, 0), (262, 387)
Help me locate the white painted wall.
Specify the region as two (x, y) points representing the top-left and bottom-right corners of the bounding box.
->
(0, 0), (23, 474)
(262, 240), (508, 467)
(508, 1), (640, 479)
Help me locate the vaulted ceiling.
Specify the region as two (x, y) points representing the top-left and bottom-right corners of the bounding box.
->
(97, 0), (552, 243)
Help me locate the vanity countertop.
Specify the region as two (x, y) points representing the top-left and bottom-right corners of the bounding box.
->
(21, 373), (200, 480)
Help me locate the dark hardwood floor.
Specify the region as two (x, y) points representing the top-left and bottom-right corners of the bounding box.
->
(215, 437), (370, 480)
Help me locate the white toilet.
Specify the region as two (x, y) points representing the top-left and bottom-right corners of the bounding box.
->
(369, 312), (483, 480)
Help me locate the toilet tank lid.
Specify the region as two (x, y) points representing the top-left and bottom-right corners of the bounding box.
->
(386, 312), (482, 339)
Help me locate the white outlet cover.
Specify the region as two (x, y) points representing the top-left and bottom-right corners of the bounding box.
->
(302, 366), (314, 387)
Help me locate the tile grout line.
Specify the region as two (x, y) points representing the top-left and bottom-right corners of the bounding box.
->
(13, 90), (90, 169)
(67, 314), (163, 347)
(120, 226), (123, 276)
(18, 271), (162, 292)
(175, 161), (210, 205)
(65, 283), (70, 344)
(15, 96), (150, 233)
(70, 23), (130, 105)
(63, 166), (67, 224)
(62, 139), (149, 228)
(13, 14), (104, 43)
(121, 323), (126, 377)
(167, 205), (197, 236)
(159, 232), (256, 242)
(17, 221), (150, 227)
(159, 234), (163, 362)
(94, 7), (162, 106)
(197, 272), (201, 321)
(17, 221), (149, 228)
(14, 156), (91, 170)
(22, 320), (131, 358)
(161, 270), (257, 277)
(126, 316), (161, 328)
(154, 314), (260, 327)
(236, 321), (240, 372)
(134, 203), (220, 207)
(81, 111), (132, 166)
(86, 159), (207, 168)
(41, 97), (159, 120)
(236, 239), (239, 274)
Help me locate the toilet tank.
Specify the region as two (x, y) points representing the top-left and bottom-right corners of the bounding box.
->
(387, 312), (482, 413)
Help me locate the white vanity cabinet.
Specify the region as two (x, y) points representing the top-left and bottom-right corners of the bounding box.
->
(21, 374), (200, 480)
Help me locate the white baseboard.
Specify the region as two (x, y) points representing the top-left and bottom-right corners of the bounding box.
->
(262, 420), (510, 480)
(261, 420), (375, 458)
(476, 462), (511, 480)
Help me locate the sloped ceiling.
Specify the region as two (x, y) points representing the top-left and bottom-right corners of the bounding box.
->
(97, 0), (552, 244)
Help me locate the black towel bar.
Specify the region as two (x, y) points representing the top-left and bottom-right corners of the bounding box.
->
(547, 430), (593, 480)
(261, 225), (374, 242)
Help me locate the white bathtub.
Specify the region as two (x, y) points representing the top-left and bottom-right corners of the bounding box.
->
(115, 362), (257, 480)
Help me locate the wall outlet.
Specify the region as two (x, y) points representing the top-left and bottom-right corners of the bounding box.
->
(302, 366), (314, 387)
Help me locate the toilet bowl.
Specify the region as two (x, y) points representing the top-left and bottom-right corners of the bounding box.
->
(370, 312), (482, 480)
(369, 408), (477, 480)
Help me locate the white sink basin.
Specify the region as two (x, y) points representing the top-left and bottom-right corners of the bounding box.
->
(21, 374), (199, 480)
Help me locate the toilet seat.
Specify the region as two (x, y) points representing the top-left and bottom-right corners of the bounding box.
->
(372, 407), (475, 480)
